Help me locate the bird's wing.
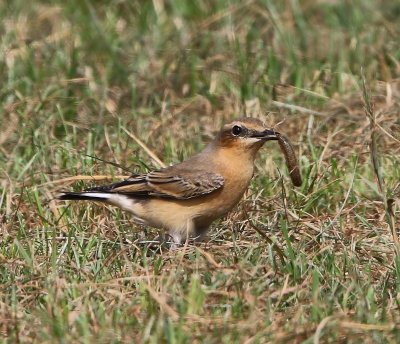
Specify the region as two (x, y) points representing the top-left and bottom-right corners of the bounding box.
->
(87, 169), (224, 199)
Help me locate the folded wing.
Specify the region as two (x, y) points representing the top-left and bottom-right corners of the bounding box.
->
(87, 169), (224, 200)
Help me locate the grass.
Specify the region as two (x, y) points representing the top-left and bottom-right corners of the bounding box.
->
(1, 0), (400, 342)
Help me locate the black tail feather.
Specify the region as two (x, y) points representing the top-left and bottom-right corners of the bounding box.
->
(57, 192), (110, 202)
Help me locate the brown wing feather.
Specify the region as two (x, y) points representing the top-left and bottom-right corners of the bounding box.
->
(88, 169), (224, 199)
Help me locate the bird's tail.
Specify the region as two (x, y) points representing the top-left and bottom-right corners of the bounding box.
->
(57, 192), (112, 202)
(57, 191), (144, 223)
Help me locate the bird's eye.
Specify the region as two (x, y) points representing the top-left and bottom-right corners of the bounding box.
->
(231, 125), (243, 136)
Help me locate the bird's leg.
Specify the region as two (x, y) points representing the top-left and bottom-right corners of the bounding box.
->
(193, 226), (210, 243)
(166, 232), (183, 250)
(150, 231), (181, 250)
(166, 220), (195, 249)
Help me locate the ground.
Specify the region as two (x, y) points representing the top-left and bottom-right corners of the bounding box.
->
(1, 0), (400, 342)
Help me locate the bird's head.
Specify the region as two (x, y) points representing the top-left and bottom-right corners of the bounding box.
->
(211, 117), (302, 187)
(215, 117), (278, 155)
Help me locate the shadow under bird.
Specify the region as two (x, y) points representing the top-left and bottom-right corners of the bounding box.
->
(58, 117), (302, 246)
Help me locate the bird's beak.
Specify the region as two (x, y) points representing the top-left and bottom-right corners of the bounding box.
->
(251, 129), (279, 141)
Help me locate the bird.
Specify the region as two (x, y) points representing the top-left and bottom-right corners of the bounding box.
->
(58, 117), (299, 247)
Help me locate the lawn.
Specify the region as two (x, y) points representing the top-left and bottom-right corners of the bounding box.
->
(1, 0), (400, 342)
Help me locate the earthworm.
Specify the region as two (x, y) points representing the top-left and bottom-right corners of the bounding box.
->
(276, 133), (302, 187)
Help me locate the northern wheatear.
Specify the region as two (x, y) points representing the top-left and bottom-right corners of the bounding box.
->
(58, 117), (301, 246)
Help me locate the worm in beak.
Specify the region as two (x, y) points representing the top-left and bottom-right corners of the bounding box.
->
(263, 130), (302, 187)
